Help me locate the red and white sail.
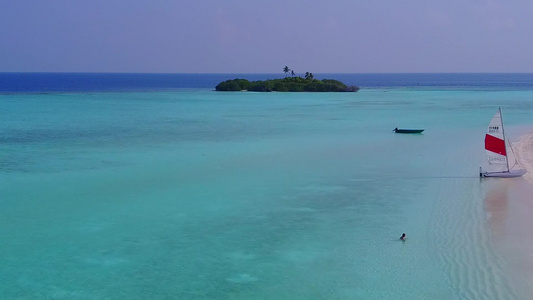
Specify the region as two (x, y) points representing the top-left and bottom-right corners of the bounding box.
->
(485, 108), (509, 172)
(481, 108), (526, 177)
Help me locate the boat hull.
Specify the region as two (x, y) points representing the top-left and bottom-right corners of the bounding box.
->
(480, 169), (527, 178)
(394, 128), (424, 134)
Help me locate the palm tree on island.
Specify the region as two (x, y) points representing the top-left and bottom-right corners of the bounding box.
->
(283, 66), (290, 77)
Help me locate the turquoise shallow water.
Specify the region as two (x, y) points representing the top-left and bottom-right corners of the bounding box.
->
(2, 88), (533, 299)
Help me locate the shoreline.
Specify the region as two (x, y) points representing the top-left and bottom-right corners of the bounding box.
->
(486, 131), (533, 297)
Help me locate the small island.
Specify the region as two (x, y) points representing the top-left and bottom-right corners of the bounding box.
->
(215, 66), (360, 92)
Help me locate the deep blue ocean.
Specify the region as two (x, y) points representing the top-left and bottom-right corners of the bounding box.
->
(2, 73), (533, 93)
(2, 73), (533, 299)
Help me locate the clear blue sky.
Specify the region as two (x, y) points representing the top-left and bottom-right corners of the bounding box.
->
(1, 0), (532, 73)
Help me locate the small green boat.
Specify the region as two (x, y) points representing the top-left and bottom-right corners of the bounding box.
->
(393, 127), (424, 134)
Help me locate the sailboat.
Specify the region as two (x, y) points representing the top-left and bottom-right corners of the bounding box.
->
(480, 107), (526, 178)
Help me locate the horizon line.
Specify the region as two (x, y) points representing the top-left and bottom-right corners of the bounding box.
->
(2, 71), (533, 75)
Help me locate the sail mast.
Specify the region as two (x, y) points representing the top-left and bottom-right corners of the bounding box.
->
(499, 107), (511, 172)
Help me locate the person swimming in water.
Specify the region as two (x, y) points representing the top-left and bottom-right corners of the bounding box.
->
(400, 233), (406, 241)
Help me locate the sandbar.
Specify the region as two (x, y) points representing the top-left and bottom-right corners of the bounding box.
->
(485, 131), (533, 297)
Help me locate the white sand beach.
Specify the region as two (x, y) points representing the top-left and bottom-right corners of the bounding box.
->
(514, 131), (533, 184)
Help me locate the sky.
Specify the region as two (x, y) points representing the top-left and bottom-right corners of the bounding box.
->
(1, 0), (533, 73)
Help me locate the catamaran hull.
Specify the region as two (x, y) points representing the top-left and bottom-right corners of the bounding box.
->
(480, 169), (527, 178)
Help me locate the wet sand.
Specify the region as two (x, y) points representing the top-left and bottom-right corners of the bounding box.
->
(484, 131), (533, 297)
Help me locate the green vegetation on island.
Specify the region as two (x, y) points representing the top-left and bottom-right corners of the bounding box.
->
(215, 66), (360, 92)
